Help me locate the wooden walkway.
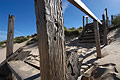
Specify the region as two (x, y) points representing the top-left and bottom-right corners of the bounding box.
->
(8, 61), (40, 80)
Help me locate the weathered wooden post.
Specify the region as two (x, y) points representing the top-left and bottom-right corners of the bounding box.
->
(94, 20), (102, 58)
(105, 8), (108, 19)
(105, 8), (109, 33)
(111, 15), (114, 25)
(35, 0), (66, 80)
(86, 16), (88, 24)
(83, 16), (85, 29)
(5, 15), (15, 80)
(6, 15), (15, 57)
(102, 14), (108, 45)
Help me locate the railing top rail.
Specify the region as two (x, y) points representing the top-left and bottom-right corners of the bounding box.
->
(68, 0), (102, 24)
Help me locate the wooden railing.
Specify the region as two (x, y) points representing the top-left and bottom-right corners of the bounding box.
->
(68, 0), (102, 24)
(68, 0), (102, 58)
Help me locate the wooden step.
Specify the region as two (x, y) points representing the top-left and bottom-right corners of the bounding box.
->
(7, 61), (40, 80)
(86, 27), (104, 32)
(79, 39), (103, 43)
(85, 31), (104, 35)
(80, 36), (95, 40)
(86, 24), (103, 28)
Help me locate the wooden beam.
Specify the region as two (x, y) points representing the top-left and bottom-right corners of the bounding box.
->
(68, 0), (102, 24)
(35, 0), (66, 80)
(6, 15), (15, 57)
(94, 20), (102, 58)
(102, 14), (108, 45)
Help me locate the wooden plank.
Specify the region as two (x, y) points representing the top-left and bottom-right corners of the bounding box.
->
(24, 59), (40, 70)
(0, 48), (23, 68)
(68, 0), (102, 24)
(102, 14), (108, 45)
(7, 61), (40, 80)
(6, 15), (15, 57)
(94, 21), (102, 58)
(35, 0), (66, 80)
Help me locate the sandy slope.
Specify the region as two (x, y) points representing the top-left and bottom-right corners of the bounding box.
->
(0, 28), (120, 80)
(0, 41), (27, 63)
(90, 28), (120, 80)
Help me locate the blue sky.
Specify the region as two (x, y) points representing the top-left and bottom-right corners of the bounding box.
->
(0, 0), (120, 41)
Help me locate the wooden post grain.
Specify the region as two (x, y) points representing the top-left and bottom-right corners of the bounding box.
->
(6, 15), (15, 58)
(5, 15), (15, 80)
(83, 16), (85, 29)
(94, 20), (102, 58)
(35, 0), (66, 80)
(102, 14), (108, 45)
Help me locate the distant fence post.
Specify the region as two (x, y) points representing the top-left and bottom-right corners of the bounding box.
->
(111, 15), (113, 25)
(86, 16), (88, 24)
(94, 20), (102, 58)
(83, 16), (85, 29)
(6, 15), (15, 57)
(102, 14), (108, 45)
(105, 8), (109, 33)
(35, 0), (66, 80)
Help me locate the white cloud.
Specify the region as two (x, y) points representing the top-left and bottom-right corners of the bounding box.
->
(63, 0), (69, 13)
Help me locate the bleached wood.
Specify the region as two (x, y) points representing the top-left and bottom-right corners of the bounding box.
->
(68, 0), (102, 24)
(35, 0), (66, 80)
(94, 21), (102, 58)
(6, 15), (15, 58)
(102, 14), (108, 45)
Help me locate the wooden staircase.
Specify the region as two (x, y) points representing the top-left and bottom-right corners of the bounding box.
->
(79, 22), (104, 43)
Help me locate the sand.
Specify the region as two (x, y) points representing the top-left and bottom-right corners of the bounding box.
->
(0, 28), (120, 80)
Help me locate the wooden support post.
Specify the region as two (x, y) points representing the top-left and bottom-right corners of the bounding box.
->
(86, 16), (88, 24)
(105, 8), (108, 19)
(83, 16), (85, 29)
(35, 0), (66, 80)
(111, 15), (113, 25)
(105, 8), (109, 32)
(6, 15), (15, 58)
(5, 15), (15, 80)
(102, 14), (108, 45)
(94, 20), (102, 58)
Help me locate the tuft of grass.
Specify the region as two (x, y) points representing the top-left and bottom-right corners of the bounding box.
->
(64, 26), (83, 37)
(112, 14), (120, 26)
(0, 40), (7, 47)
(26, 37), (38, 46)
(14, 36), (29, 43)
